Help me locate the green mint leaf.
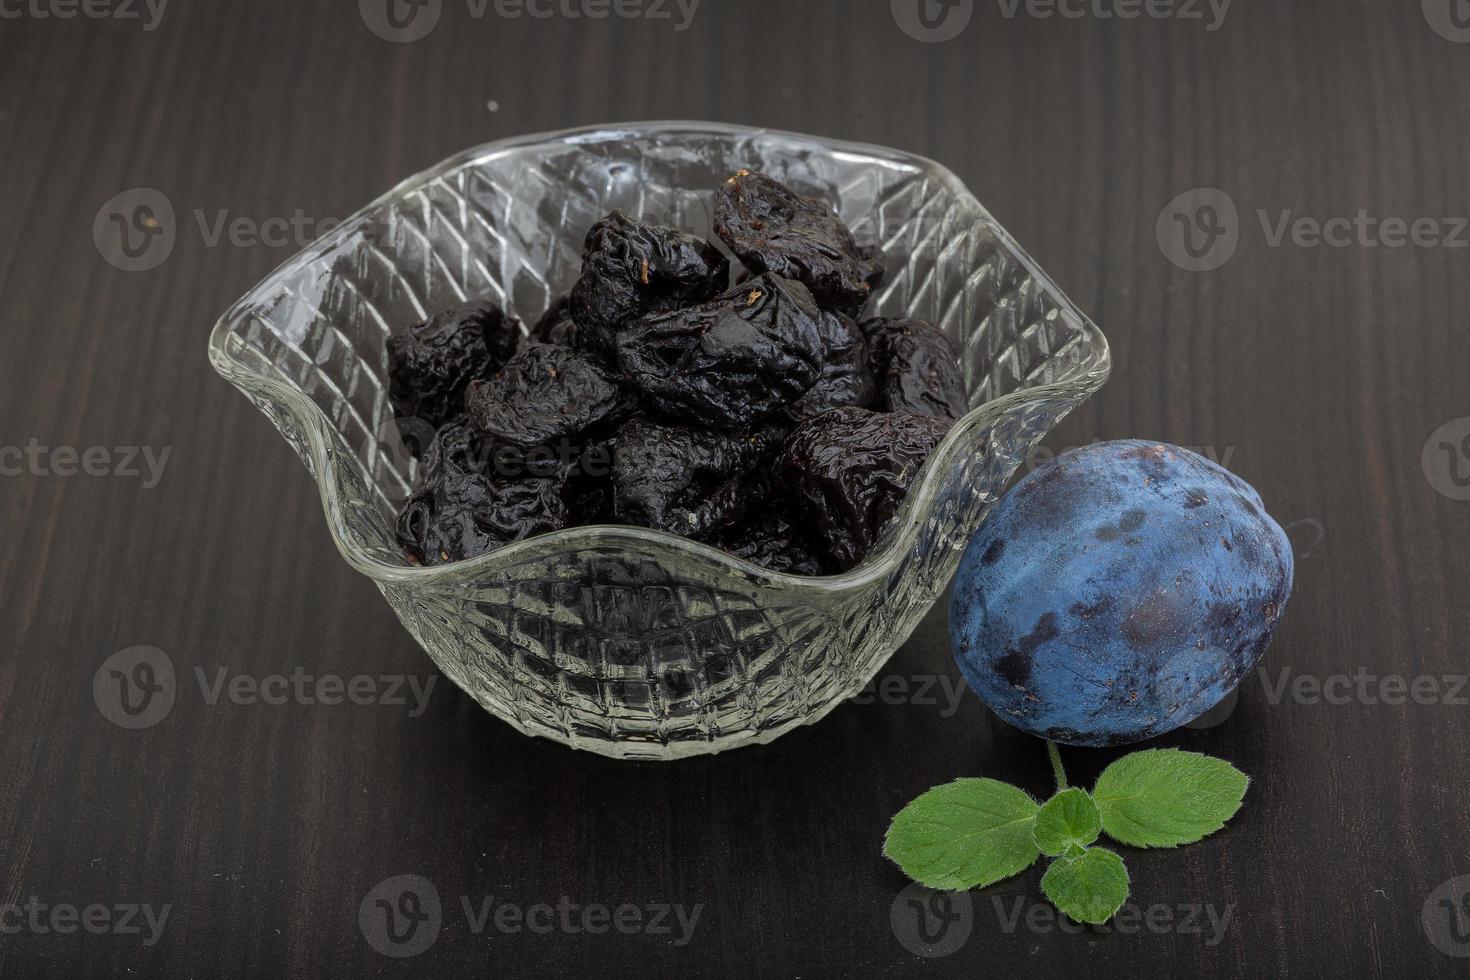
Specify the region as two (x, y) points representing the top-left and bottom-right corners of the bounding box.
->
(1032, 788), (1102, 856)
(1040, 847), (1130, 924)
(884, 779), (1042, 890)
(1092, 748), (1249, 848)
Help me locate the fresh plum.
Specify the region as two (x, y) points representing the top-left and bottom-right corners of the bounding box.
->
(949, 440), (1294, 747)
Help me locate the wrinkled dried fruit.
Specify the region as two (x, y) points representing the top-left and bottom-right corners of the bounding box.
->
(465, 343), (628, 449)
(715, 504), (826, 576)
(789, 312), (878, 419)
(387, 301), (522, 437)
(570, 211), (729, 355)
(531, 294), (581, 348)
(779, 407), (952, 571)
(714, 170), (875, 315)
(615, 273), (825, 428)
(395, 471), (568, 566)
(611, 420), (781, 539)
(862, 317), (968, 420)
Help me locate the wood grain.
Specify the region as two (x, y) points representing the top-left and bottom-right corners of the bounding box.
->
(1, 0), (1468, 975)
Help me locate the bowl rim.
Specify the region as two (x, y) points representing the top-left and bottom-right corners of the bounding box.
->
(209, 119), (1112, 591)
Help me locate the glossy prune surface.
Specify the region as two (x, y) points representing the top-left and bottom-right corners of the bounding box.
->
(570, 211), (729, 355)
(778, 407), (952, 571)
(714, 170), (877, 316)
(464, 342), (628, 450)
(386, 301), (522, 438)
(614, 273), (825, 429)
(862, 317), (968, 420)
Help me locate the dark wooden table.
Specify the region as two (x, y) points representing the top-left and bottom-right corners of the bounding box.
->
(3, 0), (1468, 975)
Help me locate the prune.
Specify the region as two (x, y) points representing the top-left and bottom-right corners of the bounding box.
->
(714, 170), (874, 315)
(788, 312), (878, 420)
(950, 441), (1293, 747)
(387, 301), (521, 437)
(418, 416), (490, 483)
(531, 294), (580, 347)
(465, 343), (629, 450)
(610, 420), (781, 539)
(570, 211), (729, 355)
(715, 504), (825, 576)
(614, 273), (824, 428)
(862, 317), (968, 420)
(395, 471), (568, 566)
(778, 407), (951, 571)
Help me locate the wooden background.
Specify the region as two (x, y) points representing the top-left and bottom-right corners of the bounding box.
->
(2, 0), (1468, 975)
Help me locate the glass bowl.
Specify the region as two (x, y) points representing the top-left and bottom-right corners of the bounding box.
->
(208, 122), (1111, 760)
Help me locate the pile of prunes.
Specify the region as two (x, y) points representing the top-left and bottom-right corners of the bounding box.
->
(388, 170), (969, 575)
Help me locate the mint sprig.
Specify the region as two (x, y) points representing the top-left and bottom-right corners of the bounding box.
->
(884, 744), (1248, 926)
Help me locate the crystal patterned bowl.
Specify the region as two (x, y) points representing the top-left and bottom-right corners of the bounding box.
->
(208, 122), (1111, 760)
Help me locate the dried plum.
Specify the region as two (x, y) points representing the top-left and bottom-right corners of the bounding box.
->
(386, 301), (522, 437)
(395, 471), (568, 566)
(715, 504), (825, 576)
(614, 273), (824, 428)
(570, 211), (729, 355)
(531, 294), (581, 347)
(862, 317), (968, 420)
(788, 312), (878, 420)
(610, 420), (781, 539)
(465, 343), (629, 450)
(778, 407), (952, 571)
(714, 170), (874, 315)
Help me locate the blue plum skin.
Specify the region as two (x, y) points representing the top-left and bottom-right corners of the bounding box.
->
(949, 440), (1294, 747)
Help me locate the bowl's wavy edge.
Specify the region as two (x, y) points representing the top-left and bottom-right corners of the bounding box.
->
(207, 120), (1113, 593)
